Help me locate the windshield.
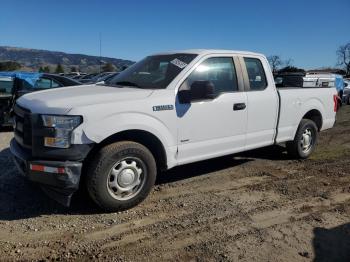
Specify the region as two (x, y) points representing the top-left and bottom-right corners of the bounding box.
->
(106, 53), (197, 89)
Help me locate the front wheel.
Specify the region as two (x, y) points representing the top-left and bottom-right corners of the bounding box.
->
(286, 119), (318, 159)
(86, 141), (157, 212)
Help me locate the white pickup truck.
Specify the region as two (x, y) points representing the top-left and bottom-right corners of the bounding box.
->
(11, 49), (338, 211)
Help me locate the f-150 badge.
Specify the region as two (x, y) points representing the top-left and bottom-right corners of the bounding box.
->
(153, 105), (174, 111)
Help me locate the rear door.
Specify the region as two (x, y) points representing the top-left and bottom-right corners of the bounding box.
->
(176, 55), (248, 164)
(240, 56), (279, 150)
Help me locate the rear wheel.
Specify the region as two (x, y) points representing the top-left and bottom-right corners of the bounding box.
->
(86, 141), (157, 212)
(286, 119), (318, 159)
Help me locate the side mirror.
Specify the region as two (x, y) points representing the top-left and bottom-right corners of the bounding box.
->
(178, 81), (215, 104)
(344, 83), (348, 88)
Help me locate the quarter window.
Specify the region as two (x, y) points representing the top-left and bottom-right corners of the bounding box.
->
(244, 58), (267, 90)
(185, 57), (238, 95)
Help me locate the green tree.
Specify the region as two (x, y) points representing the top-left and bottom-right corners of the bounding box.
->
(121, 65), (129, 71)
(55, 64), (64, 74)
(43, 66), (51, 73)
(38, 66), (44, 72)
(70, 66), (78, 73)
(102, 62), (115, 72)
(0, 61), (21, 71)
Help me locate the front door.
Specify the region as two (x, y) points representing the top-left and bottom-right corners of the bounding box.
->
(176, 56), (247, 165)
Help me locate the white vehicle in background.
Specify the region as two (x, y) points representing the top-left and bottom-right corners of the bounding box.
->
(303, 73), (345, 97)
(10, 49), (338, 212)
(343, 79), (350, 105)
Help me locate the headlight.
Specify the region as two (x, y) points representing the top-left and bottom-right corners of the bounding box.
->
(41, 115), (82, 148)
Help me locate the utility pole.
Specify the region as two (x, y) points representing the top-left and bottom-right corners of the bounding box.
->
(99, 32), (102, 74)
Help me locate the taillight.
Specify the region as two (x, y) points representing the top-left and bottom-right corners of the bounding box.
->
(333, 94), (339, 112)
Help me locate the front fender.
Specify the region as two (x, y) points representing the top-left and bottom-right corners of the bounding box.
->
(82, 112), (176, 148)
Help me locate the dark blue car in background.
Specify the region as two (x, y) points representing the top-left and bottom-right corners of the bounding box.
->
(0, 72), (81, 128)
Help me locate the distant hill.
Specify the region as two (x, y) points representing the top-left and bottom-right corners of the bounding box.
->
(0, 46), (135, 73)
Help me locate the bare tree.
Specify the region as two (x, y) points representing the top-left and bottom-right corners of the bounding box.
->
(267, 55), (282, 73)
(337, 42), (350, 76)
(284, 58), (294, 67)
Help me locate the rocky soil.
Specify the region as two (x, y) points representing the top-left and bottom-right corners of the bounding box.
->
(0, 107), (349, 261)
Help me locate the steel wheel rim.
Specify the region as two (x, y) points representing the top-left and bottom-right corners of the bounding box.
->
(107, 157), (146, 201)
(300, 128), (313, 153)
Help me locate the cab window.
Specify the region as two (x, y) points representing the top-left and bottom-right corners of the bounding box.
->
(185, 57), (238, 95)
(244, 58), (267, 90)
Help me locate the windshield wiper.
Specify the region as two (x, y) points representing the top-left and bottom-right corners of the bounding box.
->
(115, 81), (140, 88)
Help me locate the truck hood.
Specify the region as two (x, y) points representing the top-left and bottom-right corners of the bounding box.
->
(16, 84), (154, 114)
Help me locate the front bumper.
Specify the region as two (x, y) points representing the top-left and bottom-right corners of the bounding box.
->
(10, 139), (83, 207)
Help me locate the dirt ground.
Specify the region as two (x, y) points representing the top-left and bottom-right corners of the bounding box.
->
(0, 107), (350, 262)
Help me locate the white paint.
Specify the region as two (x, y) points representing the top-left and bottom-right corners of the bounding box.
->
(17, 49), (337, 169)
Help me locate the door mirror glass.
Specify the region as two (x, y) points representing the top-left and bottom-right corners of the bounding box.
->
(178, 80), (215, 104)
(190, 80), (215, 101)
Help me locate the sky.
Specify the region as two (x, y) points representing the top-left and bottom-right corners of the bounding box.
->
(0, 0), (349, 69)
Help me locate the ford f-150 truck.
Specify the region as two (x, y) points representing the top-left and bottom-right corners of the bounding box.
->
(10, 50), (338, 212)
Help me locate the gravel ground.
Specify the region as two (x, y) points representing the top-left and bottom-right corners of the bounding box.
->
(0, 107), (350, 261)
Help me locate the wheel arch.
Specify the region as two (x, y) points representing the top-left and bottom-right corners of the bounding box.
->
(301, 109), (323, 131)
(84, 129), (168, 172)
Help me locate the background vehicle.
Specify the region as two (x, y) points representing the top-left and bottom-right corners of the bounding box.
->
(0, 72), (81, 127)
(60, 72), (86, 78)
(96, 72), (119, 83)
(10, 50), (337, 212)
(274, 72), (305, 88)
(303, 73), (345, 98)
(73, 72), (119, 84)
(343, 79), (350, 105)
(78, 73), (99, 83)
(0, 76), (14, 127)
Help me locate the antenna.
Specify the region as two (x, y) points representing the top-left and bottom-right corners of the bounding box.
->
(99, 32), (102, 74)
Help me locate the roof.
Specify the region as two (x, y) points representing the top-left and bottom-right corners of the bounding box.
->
(305, 73), (344, 78)
(152, 49), (263, 57)
(0, 71), (42, 78)
(0, 71), (42, 87)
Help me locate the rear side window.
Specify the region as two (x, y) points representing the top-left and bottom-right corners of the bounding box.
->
(35, 78), (52, 89)
(186, 57), (238, 94)
(0, 78), (14, 94)
(244, 58), (267, 90)
(34, 78), (61, 89)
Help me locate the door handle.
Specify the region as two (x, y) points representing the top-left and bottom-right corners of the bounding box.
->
(233, 103), (246, 111)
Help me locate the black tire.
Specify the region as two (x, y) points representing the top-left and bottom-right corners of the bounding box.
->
(86, 141), (157, 212)
(347, 96), (350, 105)
(286, 119), (318, 159)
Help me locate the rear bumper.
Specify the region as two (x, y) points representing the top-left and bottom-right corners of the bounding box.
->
(10, 139), (82, 207)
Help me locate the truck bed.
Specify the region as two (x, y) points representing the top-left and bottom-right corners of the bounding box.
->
(276, 87), (337, 143)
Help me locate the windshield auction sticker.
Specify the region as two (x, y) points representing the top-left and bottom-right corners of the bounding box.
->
(170, 58), (188, 69)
